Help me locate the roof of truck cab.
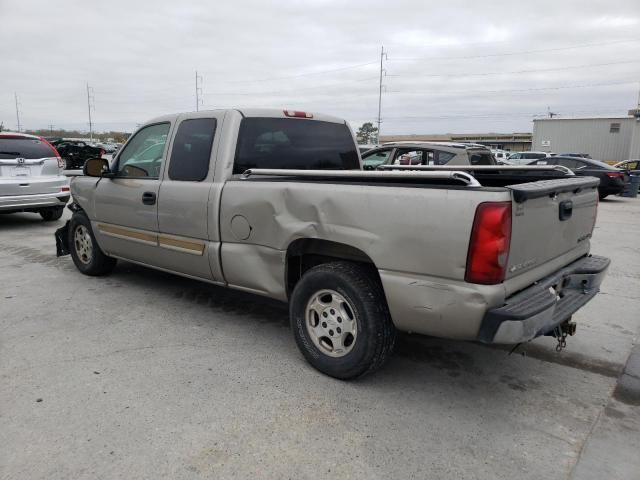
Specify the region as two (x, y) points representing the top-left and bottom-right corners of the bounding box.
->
(144, 108), (346, 125)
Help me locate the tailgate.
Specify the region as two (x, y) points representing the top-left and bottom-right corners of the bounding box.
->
(506, 176), (599, 280)
(0, 158), (62, 196)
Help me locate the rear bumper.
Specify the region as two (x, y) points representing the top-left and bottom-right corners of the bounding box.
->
(477, 255), (610, 344)
(0, 192), (70, 211)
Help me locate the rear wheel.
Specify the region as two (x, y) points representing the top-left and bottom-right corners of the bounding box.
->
(290, 262), (396, 379)
(69, 213), (116, 276)
(39, 206), (64, 221)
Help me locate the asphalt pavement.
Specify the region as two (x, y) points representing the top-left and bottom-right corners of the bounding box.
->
(1, 197), (639, 479)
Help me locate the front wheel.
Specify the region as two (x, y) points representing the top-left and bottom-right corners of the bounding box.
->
(290, 262), (396, 379)
(69, 213), (116, 276)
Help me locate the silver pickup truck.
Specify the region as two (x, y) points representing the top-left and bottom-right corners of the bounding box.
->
(56, 109), (609, 379)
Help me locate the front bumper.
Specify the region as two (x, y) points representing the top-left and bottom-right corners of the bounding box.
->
(477, 255), (610, 344)
(0, 192), (70, 211)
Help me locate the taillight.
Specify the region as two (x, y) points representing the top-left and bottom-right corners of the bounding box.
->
(283, 110), (313, 118)
(40, 137), (63, 167)
(606, 172), (623, 178)
(465, 202), (512, 284)
(100, 149), (105, 156)
(61, 186), (70, 192)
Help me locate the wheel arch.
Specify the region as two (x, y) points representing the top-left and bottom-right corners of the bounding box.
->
(285, 238), (379, 298)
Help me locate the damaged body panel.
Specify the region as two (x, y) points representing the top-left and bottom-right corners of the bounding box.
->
(59, 108), (609, 378)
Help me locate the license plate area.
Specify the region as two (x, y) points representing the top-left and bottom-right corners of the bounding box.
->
(12, 166), (30, 176)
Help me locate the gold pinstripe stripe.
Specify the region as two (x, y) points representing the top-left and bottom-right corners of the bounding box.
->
(97, 223), (205, 255)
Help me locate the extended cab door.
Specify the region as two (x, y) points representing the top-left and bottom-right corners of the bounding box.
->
(92, 122), (171, 263)
(156, 113), (223, 281)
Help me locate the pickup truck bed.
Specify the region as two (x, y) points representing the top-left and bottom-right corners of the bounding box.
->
(57, 108), (608, 379)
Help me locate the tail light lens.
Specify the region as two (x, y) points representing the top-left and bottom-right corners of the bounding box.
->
(606, 172), (624, 178)
(40, 137), (63, 168)
(465, 202), (512, 284)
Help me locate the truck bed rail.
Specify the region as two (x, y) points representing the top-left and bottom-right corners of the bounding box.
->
(376, 164), (574, 175)
(240, 168), (482, 187)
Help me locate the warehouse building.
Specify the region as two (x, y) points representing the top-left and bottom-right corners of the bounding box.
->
(532, 109), (640, 162)
(378, 132), (532, 152)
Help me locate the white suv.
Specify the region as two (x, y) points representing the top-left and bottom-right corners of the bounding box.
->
(0, 132), (70, 220)
(508, 151), (554, 165)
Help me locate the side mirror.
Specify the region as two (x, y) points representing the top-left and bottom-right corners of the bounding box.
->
(83, 157), (110, 177)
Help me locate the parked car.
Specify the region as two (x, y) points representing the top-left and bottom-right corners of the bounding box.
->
(358, 144), (378, 155)
(528, 156), (626, 199)
(491, 149), (513, 165)
(508, 151), (553, 165)
(559, 153), (592, 159)
(56, 109), (608, 379)
(614, 159), (640, 176)
(0, 132), (70, 220)
(51, 139), (105, 170)
(361, 141), (496, 169)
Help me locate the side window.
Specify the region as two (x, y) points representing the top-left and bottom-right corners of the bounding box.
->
(435, 151), (456, 165)
(556, 158), (579, 170)
(468, 153), (493, 165)
(393, 149), (431, 165)
(117, 123), (170, 178)
(510, 153), (520, 160)
(168, 118), (217, 181)
(362, 149), (392, 169)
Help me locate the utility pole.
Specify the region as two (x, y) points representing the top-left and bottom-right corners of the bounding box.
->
(376, 46), (387, 143)
(48, 124), (55, 135)
(195, 71), (203, 111)
(14, 92), (22, 132)
(86, 83), (95, 141)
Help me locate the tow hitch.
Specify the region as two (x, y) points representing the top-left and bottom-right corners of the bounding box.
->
(549, 320), (577, 352)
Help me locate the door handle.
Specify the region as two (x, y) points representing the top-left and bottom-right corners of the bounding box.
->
(142, 191), (156, 205)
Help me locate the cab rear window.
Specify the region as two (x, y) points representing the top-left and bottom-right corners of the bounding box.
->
(0, 138), (53, 159)
(469, 153), (493, 165)
(233, 118), (359, 173)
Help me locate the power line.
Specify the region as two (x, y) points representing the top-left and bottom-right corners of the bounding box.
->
(199, 61), (378, 85)
(385, 79), (639, 98)
(391, 60), (640, 79)
(383, 108), (633, 121)
(389, 37), (640, 62)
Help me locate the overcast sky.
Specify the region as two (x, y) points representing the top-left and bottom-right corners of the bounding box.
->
(1, 0), (639, 135)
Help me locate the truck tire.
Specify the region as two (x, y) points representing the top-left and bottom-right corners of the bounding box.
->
(68, 212), (116, 276)
(290, 262), (396, 379)
(39, 206), (64, 221)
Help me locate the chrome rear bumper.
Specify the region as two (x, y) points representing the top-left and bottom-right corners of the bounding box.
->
(0, 192), (70, 211)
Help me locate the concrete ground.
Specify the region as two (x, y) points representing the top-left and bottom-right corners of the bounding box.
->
(1, 197), (639, 480)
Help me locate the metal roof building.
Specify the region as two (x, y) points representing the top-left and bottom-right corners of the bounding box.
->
(532, 109), (640, 162)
